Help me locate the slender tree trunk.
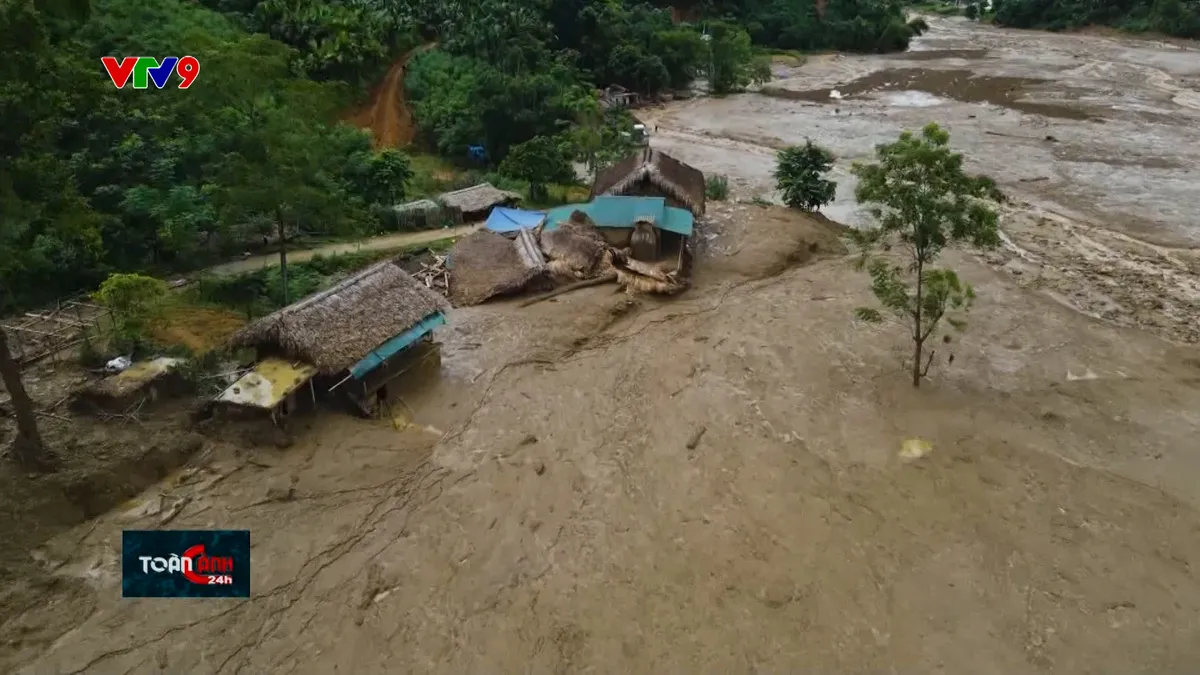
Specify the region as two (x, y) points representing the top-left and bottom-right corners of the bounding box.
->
(912, 259), (924, 388)
(0, 326), (49, 469)
(277, 208), (289, 305)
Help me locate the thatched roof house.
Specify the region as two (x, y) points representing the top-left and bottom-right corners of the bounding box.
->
(591, 149), (706, 216)
(448, 230), (548, 306)
(438, 183), (521, 220)
(229, 259), (448, 375)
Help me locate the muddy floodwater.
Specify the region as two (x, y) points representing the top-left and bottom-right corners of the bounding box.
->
(649, 16), (1200, 248)
(644, 15), (1200, 343)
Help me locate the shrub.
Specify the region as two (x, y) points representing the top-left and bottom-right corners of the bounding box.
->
(706, 174), (730, 200)
(773, 141), (837, 211)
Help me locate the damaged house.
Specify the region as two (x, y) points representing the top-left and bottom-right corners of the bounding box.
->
(219, 258), (448, 420)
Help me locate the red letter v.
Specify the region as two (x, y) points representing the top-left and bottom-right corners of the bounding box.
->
(101, 56), (137, 89)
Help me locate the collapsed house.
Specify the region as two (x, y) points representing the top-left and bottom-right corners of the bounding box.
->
(591, 148), (706, 217)
(219, 258), (449, 420)
(446, 229), (549, 306)
(437, 183), (522, 223)
(441, 150), (706, 304)
(544, 196), (693, 265)
(71, 357), (188, 415)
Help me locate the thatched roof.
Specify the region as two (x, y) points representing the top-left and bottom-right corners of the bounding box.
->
(448, 230), (548, 306)
(229, 259), (448, 374)
(392, 199), (441, 215)
(592, 149), (706, 216)
(438, 183), (521, 215)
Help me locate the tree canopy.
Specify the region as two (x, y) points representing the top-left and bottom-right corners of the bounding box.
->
(1, 0), (922, 313)
(992, 0), (1200, 37)
(851, 123), (1001, 387)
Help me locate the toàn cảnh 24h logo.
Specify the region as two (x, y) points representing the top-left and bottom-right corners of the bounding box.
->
(122, 530), (250, 598)
(102, 56), (199, 89)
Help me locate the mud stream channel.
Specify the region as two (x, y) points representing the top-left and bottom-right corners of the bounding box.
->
(647, 15), (1200, 343)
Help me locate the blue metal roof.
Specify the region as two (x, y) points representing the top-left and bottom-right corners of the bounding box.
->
(484, 207), (545, 233)
(349, 311), (446, 379)
(544, 196), (693, 236)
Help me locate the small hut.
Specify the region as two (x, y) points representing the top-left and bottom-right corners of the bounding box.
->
(388, 198), (457, 229)
(447, 230), (548, 306)
(438, 183), (522, 222)
(223, 258), (449, 418)
(591, 149), (706, 216)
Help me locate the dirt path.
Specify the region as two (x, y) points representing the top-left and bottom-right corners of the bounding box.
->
(347, 44), (436, 148)
(204, 225), (477, 278)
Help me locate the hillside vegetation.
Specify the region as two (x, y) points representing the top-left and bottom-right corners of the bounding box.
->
(992, 0), (1200, 37)
(1, 0), (922, 312)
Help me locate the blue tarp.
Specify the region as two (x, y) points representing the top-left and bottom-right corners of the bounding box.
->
(484, 207), (546, 234)
(543, 196), (693, 236)
(349, 312), (446, 379)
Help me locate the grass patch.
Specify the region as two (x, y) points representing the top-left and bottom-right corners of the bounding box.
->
(152, 305), (245, 353)
(706, 174), (731, 201)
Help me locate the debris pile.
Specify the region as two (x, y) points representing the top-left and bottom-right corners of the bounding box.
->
(415, 254), (450, 293)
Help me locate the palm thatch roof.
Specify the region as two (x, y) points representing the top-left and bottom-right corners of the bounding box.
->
(438, 183), (522, 215)
(229, 259), (448, 374)
(540, 210), (613, 280)
(592, 149), (706, 216)
(448, 230), (549, 306)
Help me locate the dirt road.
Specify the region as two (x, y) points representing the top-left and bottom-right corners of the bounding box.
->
(6, 18), (1200, 675)
(347, 44), (435, 148)
(204, 225), (477, 277)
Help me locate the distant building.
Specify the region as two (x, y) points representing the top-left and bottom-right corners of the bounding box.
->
(437, 183), (522, 222)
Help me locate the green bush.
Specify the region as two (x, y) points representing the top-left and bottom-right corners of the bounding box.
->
(93, 273), (171, 350)
(706, 175), (731, 201)
(773, 141), (838, 212)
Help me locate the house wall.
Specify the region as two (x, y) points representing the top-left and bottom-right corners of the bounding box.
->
(346, 339), (441, 416)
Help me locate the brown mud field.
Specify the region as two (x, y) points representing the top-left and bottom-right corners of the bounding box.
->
(5, 17), (1200, 675)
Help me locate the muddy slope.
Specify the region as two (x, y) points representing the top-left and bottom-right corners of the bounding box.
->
(5, 203), (1200, 672)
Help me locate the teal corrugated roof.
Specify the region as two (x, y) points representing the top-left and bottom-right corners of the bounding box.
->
(544, 196), (693, 236)
(349, 311), (446, 379)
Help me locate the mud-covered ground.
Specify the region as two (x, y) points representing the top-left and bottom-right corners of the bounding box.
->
(6, 17), (1200, 675)
(643, 16), (1200, 343)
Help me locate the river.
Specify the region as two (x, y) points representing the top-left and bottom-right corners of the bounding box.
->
(644, 15), (1200, 343)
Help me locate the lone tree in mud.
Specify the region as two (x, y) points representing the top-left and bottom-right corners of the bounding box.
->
(0, 326), (53, 470)
(851, 123), (1000, 388)
(774, 140), (837, 212)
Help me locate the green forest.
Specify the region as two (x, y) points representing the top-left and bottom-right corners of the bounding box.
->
(991, 0), (1200, 37)
(0, 0), (931, 313)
